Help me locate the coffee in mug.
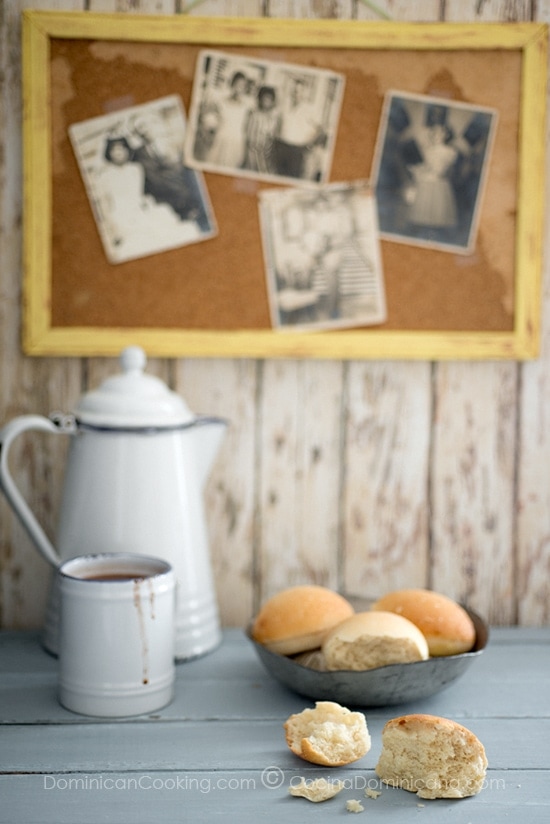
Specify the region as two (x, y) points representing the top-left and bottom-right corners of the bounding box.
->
(57, 553), (175, 717)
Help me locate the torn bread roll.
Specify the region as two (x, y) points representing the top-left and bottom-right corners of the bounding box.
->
(371, 589), (476, 656)
(375, 713), (488, 799)
(251, 585), (354, 655)
(322, 610), (429, 671)
(284, 701), (371, 767)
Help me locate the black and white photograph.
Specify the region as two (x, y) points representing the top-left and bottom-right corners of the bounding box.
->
(259, 182), (387, 331)
(371, 91), (498, 254)
(185, 49), (345, 185)
(69, 96), (217, 264)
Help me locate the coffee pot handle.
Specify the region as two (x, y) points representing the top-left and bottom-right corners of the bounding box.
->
(0, 415), (67, 568)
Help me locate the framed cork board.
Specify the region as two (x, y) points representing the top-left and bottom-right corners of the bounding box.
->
(22, 11), (547, 359)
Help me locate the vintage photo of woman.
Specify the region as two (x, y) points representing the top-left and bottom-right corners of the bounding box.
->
(69, 96), (217, 264)
(259, 182), (387, 331)
(371, 92), (498, 253)
(186, 50), (345, 186)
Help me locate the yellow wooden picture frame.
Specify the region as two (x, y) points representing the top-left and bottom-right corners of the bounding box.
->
(22, 11), (547, 359)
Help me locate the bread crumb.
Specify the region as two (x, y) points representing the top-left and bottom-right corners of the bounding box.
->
(289, 777), (344, 802)
(346, 798), (365, 812)
(365, 787), (381, 798)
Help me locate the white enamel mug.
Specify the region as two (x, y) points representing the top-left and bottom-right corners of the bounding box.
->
(57, 553), (176, 717)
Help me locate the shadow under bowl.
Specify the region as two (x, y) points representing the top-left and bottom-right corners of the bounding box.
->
(246, 607), (488, 707)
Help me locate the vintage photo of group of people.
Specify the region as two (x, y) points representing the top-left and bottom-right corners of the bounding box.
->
(259, 183), (386, 330)
(186, 49), (343, 186)
(69, 49), (497, 331)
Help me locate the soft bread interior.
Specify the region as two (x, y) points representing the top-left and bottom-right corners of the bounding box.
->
(284, 701), (371, 767)
(322, 611), (429, 671)
(375, 714), (488, 799)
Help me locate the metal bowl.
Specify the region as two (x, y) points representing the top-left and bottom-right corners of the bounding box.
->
(246, 607), (488, 707)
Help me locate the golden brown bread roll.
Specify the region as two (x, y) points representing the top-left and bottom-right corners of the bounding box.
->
(322, 610), (429, 671)
(375, 713), (488, 798)
(251, 585), (354, 655)
(371, 588), (476, 656)
(284, 701), (371, 767)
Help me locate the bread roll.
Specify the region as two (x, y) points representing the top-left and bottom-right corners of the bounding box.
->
(322, 610), (429, 671)
(375, 714), (488, 799)
(251, 585), (354, 655)
(284, 701), (371, 767)
(371, 589), (476, 656)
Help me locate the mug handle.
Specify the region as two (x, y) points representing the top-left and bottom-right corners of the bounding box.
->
(0, 415), (67, 568)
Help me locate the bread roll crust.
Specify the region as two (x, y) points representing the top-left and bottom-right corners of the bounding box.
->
(251, 586), (354, 655)
(322, 610), (429, 671)
(371, 589), (476, 656)
(284, 701), (371, 767)
(375, 713), (488, 799)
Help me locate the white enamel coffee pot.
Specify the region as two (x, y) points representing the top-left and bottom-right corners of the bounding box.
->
(0, 346), (226, 660)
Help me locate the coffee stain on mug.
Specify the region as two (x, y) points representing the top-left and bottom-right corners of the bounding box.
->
(133, 577), (160, 685)
(133, 579), (149, 685)
(148, 577), (156, 620)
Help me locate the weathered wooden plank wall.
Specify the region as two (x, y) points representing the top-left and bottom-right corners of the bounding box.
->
(1, 0), (548, 631)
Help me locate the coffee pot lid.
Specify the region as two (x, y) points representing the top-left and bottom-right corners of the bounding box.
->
(74, 347), (195, 428)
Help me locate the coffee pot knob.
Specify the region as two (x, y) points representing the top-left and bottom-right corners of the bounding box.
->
(120, 346), (147, 374)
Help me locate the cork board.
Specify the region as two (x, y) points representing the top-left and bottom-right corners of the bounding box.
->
(22, 13), (547, 359)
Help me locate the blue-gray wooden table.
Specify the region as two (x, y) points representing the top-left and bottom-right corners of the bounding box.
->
(1, 627), (549, 823)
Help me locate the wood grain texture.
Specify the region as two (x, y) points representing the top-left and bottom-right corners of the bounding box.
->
(256, 359), (344, 601)
(514, 0), (550, 626)
(0, 0), (83, 628)
(431, 362), (518, 622)
(175, 357), (258, 624)
(1, 0), (549, 631)
(342, 361), (432, 598)
(1, 628), (550, 824)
